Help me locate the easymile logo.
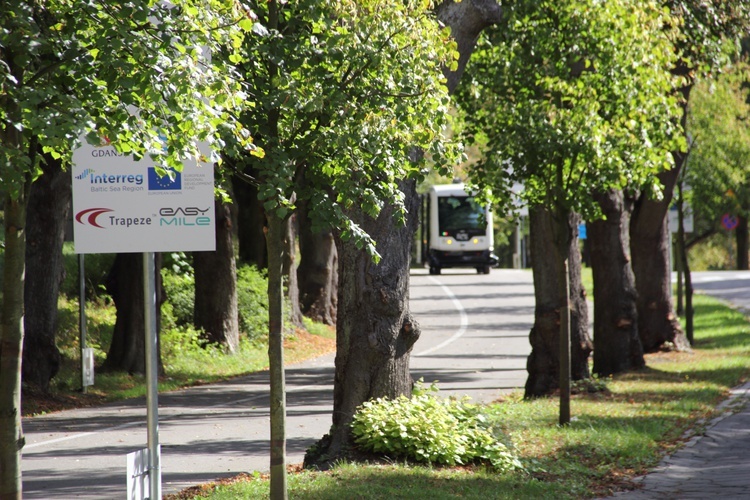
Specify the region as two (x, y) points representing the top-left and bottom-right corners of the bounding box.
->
(158, 207), (210, 217)
(159, 206), (211, 227)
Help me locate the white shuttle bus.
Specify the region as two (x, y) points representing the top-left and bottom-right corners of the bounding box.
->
(421, 183), (498, 275)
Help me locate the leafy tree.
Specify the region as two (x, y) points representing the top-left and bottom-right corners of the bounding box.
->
(687, 64), (750, 260)
(235, 0), (461, 493)
(0, 1), (254, 496)
(458, 0), (682, 422)
(629, 0), (750, 353)
(678, 61), (750, 341)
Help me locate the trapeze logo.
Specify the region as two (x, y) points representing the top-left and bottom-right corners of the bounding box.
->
(75, 208), (114, 228)
(75, 208), (154, 229)
(159, 206), (211, 227)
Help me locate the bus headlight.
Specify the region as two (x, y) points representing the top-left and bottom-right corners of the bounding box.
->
(446, 239), (453, 245)
(472, 238), (479, 244)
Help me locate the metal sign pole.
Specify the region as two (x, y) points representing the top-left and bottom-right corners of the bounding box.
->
(79, 254), (87, 393)
(143, 252), (161, 499)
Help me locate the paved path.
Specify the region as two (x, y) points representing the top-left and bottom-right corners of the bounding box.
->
(21, 268), (534, 499)
(607, 271), (750, 499)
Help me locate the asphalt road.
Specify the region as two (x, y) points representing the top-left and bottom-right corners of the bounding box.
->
(686, 270), (750, 312)
(21, 268), (535, 499)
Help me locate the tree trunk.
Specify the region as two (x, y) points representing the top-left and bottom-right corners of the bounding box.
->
(524, 206), (592, 398)
(677, 188), (695, 346)
(736, 215), (748, 270)
(630, 171), (691, 352)
(588, 190), (644, 377)
(296, 197), (338, 325)
(22, 160), (70, 391)
(265, 213), (288, 499)
(232, 172), (268, 268)
(193, 199), (239, 351)
(435, 0), (503, 92)
(307, 180), (422, 465)
(283, 213), (304, 328)
(102, 253), (164, 375)
(1, 191), (29, 500)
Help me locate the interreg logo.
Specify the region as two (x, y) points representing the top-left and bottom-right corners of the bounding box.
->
(75, 168), (95, 180)
(148, 167), (181, 191)
(78, 167), (144, 186)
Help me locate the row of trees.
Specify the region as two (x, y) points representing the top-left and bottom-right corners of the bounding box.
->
(3, 0), (750, 498)
(456, 0), (750, 420)
(0, 0), (465, 497)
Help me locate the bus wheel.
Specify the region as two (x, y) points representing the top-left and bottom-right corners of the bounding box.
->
(429, 266), (441, 275)
(478, 265), (491, 275)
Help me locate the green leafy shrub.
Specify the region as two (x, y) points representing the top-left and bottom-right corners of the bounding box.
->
(236, 264), (269, 342)
(161, 268), (195, 329)
(61, 246), (115, 298)
(351, 382), (524, 472)
(161, 324), (212, 362)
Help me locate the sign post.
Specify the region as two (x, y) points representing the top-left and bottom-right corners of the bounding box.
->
(72, 138), (215, 499)
(143, 251), (161, 500)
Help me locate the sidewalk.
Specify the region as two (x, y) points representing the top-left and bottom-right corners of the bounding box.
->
(607, 272), (750, 500)
(606, 379), (750, 499)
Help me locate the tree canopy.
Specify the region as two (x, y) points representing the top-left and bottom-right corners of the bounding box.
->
(236, 0), (462, 257)
(686, 62), (750, 227)
(458, 0), (684, 219)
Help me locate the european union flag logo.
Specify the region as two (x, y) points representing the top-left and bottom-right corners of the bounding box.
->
(148, 167), (181, 191)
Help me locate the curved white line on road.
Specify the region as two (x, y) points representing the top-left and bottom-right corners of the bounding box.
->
(414, 276), (468, 357)
(24, 374), (336, 451)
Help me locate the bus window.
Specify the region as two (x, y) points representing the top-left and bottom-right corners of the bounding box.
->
(438, 196), (486, 236)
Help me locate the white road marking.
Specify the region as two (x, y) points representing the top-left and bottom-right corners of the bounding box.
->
(414, 276), (468, 357)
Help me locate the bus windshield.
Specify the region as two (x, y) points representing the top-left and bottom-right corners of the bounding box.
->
(437, 196), (486, 236)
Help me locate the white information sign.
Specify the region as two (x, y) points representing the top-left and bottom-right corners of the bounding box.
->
(127, 447), (152, 500)
(668, 205), (694, 234)
(82, 347), (95, 387)
(71, 139), (215, 253)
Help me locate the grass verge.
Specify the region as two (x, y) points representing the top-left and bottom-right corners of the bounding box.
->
(22, 298), (336, 416)
(166, 293), (750, 499)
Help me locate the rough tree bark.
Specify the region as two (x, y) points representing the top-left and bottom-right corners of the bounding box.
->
(524, 206), (592, 398)
(1, 191), (30, 500)
(232, 172), (267, 268)
(193, 199), (239, 352)
(102, 253), (165, 375)
(435, 0), (503, 92)
(23, 160), (70, 391)
(588, 190), (644, 376)
(265, 213), (288, 498)
(283, 213), (304, 328)
(736, 215), (748, 270)
(306, 180), (422, 464)
(296, 196), (338, 326)
(630, 166), (691, 353)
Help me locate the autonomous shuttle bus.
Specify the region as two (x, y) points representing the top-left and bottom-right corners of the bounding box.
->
(421, 183), (498, 275)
